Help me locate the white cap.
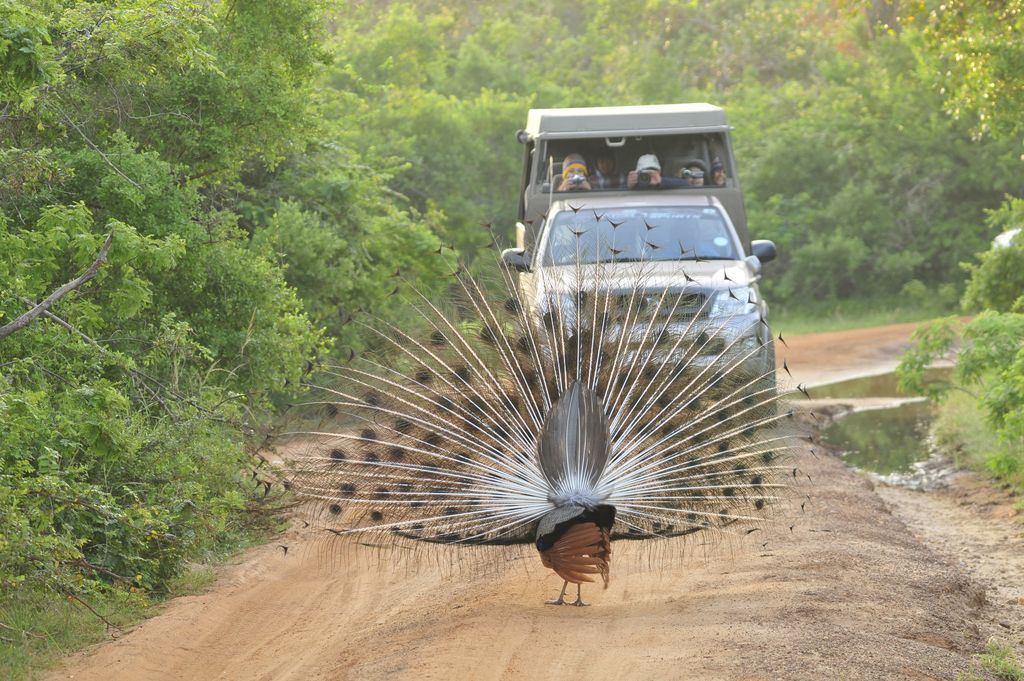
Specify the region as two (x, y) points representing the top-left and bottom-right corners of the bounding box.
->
(636, 154), (661, 171)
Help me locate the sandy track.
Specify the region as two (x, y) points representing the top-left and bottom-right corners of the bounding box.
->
(47, 322), (998, 681)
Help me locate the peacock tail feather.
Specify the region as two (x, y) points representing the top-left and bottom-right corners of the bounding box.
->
(284, 241), (802, 557)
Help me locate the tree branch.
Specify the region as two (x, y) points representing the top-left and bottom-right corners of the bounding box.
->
(0, 233), (113, 341)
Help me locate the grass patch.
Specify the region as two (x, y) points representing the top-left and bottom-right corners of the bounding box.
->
(959, 639), (1024, 681)
(771, 295), (954, 336)
(0, 587), (150, 681)
(932, 390), (1024, 494)
(0, 519), (282, 681)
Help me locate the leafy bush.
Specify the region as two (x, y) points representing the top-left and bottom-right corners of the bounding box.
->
(0, 0), (446, 634)
(962, 198), (1024, 314)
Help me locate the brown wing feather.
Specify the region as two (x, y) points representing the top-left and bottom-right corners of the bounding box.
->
(538, 522), (612, 587)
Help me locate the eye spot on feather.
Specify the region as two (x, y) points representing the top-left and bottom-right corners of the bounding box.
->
(718, 441), (730, 453)
(329, 503), (342, 514)
(339, 483), (356, 497)
(723, 487), (735, 497)
(454, 365), (471, 382)
(444, 507), (460, 515)
(479, 325), (498, 345)
(754, 499), (766, 510)
(750, 475), (763, 486)
(370, 510), (384, 521)
(361, 428), (377, 442)
(430, 331), (447, 346)
(472, 394), (488, 412)
(436, 396), (455, 412)
(515, 336), (531, 355)
(395, 419), (413, 434)
(414, 367), (432, 384)
(523, 370), (539, 390)
(323, 403), (339, 418)
(329, 448), (346, 461)
(363, 391), (382, 407)
(373, 487), (389, 499)
(762, 451), (776, 463)
(365, 453), (380, 463)
(656, 393), (673, 409)
(388, 447), (405, 461)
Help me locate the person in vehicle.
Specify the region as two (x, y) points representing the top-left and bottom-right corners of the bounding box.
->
(711, 157), (727, 186)
(627, 154), (688, 189)
(589, 156), (625, 189)
(681, 164), (705, 186)
(557, 153), (592, 191)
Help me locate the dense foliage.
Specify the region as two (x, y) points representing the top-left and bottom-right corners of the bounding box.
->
(327, 1), (1021, 305)
(0, 0), (448, 617)
(897, 0), (1024, 487)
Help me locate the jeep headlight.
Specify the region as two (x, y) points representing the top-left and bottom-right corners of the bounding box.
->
(710, 287), (758, 316)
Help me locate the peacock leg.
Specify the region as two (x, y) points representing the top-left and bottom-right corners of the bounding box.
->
(545, 580), (568, 605)
(571, 583), (589, 607)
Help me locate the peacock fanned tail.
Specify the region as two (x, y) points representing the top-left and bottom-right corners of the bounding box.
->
(284, 249), (802, 597)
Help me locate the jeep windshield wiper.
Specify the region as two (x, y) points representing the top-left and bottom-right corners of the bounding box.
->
(603, 256), (647, 263)
(677, 255), (736, 261)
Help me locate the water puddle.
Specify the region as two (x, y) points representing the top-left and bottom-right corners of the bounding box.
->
(814, 368), (951, 480)
(809, 367), (949, 400)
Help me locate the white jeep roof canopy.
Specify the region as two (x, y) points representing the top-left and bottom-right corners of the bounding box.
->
(525, 103), (729, 139)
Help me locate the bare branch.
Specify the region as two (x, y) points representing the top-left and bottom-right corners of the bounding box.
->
(74, 558), (134, 585)
(64, 591), (121, 633)
(0, 233), (114, 341)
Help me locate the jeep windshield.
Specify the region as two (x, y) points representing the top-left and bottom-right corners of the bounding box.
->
(542, 206), (739, 266)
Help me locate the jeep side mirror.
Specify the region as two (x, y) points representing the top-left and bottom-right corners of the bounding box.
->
(502, 248), (531, 272)
(751, 240), (777, 264)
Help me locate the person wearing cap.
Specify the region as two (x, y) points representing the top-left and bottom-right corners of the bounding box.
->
(711, 157), (727, 186)
(680, 163), (705, 186)
(557, 153), (592, 191)
(628, 154), (688, 189)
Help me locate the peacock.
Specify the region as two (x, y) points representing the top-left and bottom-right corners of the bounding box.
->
(284, 233), (799, 606)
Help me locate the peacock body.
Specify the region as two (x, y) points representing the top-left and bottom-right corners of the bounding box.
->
(287, 211), (799, 605)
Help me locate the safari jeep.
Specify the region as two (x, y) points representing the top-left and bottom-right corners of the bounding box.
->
(501, 103), (778, 381)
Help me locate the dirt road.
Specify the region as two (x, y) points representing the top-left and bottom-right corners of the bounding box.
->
(47, 322), (1004, 681)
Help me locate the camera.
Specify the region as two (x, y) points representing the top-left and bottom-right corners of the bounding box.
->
(568, 173), (587, 186)
(636, 170), (653, 187)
